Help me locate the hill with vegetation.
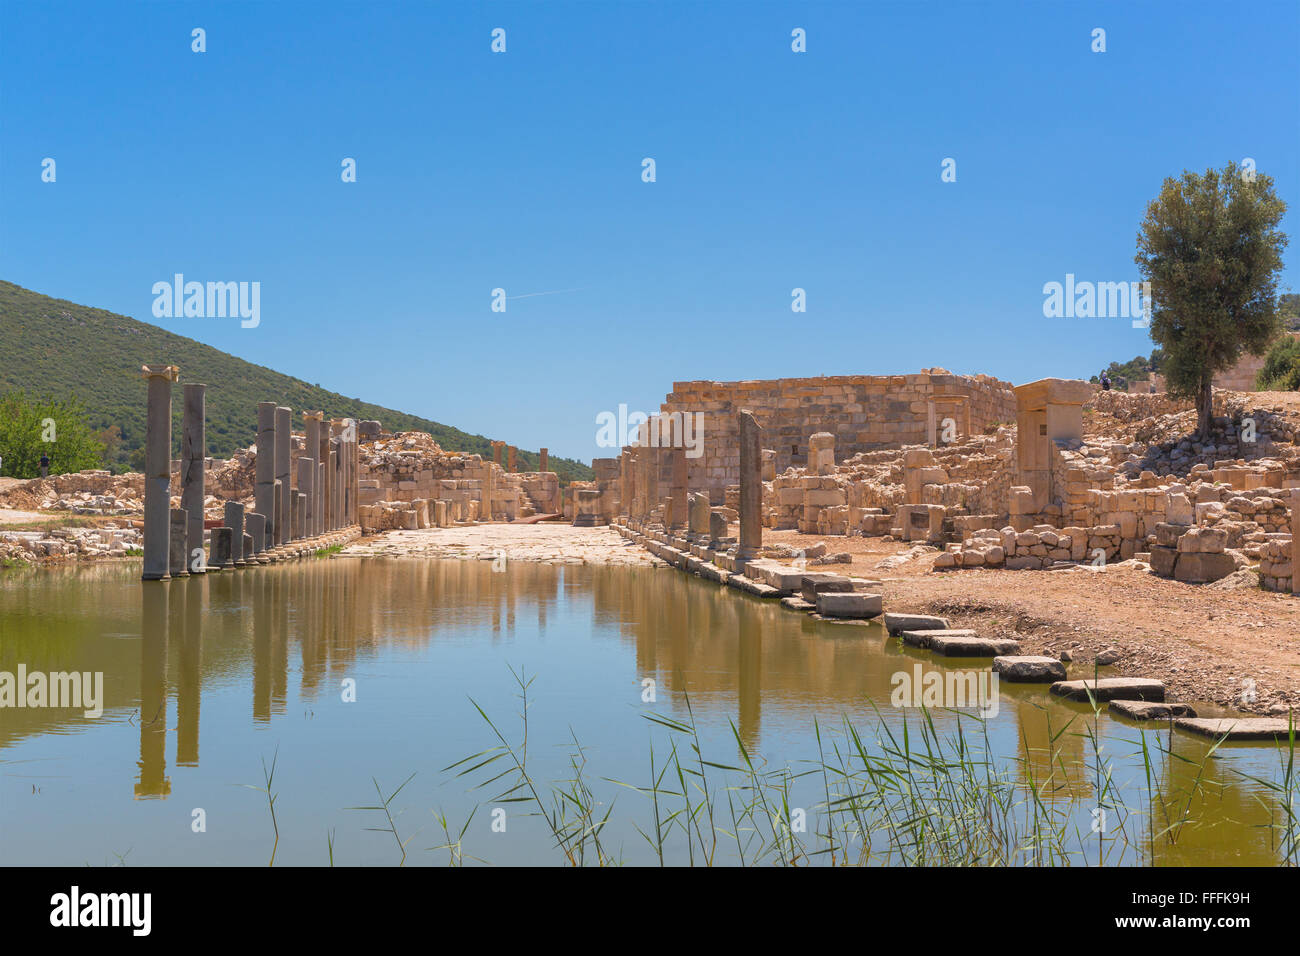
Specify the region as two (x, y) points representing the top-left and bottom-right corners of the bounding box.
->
(0, 280), (593, 482)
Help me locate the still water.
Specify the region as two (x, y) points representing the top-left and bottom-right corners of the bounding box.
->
(0, 557), (1293, 866)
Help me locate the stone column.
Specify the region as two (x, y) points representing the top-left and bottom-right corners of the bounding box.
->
(274, 406), (291, 545)
(1292, 489), (1299, 596)
(689, 492), (711, 543)
(317, 461), (326, 534)
(492, 442), (503, 467)
(169, 508), (190, 577)
(225, 501), (246, 566)
(926, 400), (937, 447)
(737, 409), (762, 562)
(539, 448), (548, 473)
(298, 457), (316, 539)
(330, 439), (340, 530)
(141, 364), (179, 581)
(669, 427), (688, 531)
(246, 512), (267, 558)
(210, 527), (234, 570)
(304, 412), (323, 534)
(181, 383), (207, 572)
(292, 492), (305, 541)
(256, 402), (276, 543)
(273, 480), (283, 552)
(507, 446), (517, 474)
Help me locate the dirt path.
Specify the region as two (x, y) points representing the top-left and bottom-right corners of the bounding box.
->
(762, 528), (1300, 714)
(342, 523), (663, 567)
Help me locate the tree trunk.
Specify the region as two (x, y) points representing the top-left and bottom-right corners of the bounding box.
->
(1196, 374), (1214, 438)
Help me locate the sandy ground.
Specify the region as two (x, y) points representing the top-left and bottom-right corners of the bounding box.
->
(341, 522), (662, 567)
(0, 508), (48, 525)
(761, 527), (1300, 714)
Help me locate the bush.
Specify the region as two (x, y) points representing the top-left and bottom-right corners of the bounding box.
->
(0, 390), (106, 478)
(1256, 336), (1300, 391)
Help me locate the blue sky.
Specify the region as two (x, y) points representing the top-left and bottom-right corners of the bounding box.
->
(2, 0), (1297, 462)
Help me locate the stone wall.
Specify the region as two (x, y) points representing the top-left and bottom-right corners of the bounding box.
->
(647, 371), (1016, 502)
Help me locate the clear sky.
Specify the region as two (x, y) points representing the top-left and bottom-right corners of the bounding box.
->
(2, 0), (1297, 462)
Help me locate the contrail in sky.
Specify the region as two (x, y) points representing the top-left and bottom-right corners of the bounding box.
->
(506, 287), (586, 300)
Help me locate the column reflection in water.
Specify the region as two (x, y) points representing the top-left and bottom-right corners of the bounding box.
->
(135, 582), (170, 798)
(175, 575), (204, 767)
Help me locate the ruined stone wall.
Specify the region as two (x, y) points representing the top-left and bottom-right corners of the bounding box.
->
(649, 372), (1016, 502)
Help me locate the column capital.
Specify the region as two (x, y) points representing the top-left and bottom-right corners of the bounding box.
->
(303, 410), (325, 423)
(141, 364), (180, 381)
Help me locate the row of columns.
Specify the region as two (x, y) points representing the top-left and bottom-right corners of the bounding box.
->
(141, 364), (361, 581)
(620, 409), (762, 566)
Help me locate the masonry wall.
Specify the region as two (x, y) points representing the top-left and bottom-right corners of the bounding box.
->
(647, 372), (1017, 502)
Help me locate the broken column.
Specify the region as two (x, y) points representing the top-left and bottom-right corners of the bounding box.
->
(272, 481), (283, 552)
(688, 491), (711, 543)
(181, 383), (207, 573)
(1293, 489), (1299, 597)
(508, 446), (517, 474)
(274, 406), (291, 545)
(141, 364), (179, 581)
(246, 512), (267, 559)
(317, 460), (326, 535)
(668, 417), (689, 531)
(737, 409), (762, 563)
(539, 448), (549, 473)
(224, 501), (246, 566)
(298, 456), (316, 540)
(210, 527), (234, 570)
(256, 402), (276, 544)
(330, 437), (340, 530)
(169, 508), (190, 577)
(808, 432), (835, 475)
(304, 412), (323, 535)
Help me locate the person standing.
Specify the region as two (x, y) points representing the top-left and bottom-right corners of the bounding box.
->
(39, 453), (50, 478)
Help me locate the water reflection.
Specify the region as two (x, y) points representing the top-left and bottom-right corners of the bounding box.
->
(0, 557), (1292, 865)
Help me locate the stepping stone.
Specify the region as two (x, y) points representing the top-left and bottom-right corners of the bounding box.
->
(884, 612), (950, 636)
(1174, 717), (1296, 741)
(1050, 678), (1166, 703)
(929, 634), (1021, 657)
(799, 573), (854, 603)
(780, 596), (816, 612)
(1109, 700), (1197, 720)
(901, 628), (976, 649)
(993, 655), (1067, 682)
(815, 591), (882, 619)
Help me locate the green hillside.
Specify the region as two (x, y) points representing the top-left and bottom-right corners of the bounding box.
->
(0, 280), (592, 482)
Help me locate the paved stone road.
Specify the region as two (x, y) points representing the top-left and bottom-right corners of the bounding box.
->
(341, 523), (663, 566)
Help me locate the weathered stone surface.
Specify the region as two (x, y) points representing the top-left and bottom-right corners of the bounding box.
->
(1173, 551), (1237, 583)
(815, 591), (882, 619)
(799, 572), (853, 603)
(1174, 717), (1295, 740)
(1050, 677), (1166, 702)
(929, 634), (1020, 656)
(884, 612), (950, 636)
(993, 655), (1066, 682)
(1109, 700), (1197, 720)
(901, 628), (976, 649)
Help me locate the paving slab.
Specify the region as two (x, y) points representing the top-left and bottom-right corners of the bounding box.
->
(1109, 700), (1197, 720)
(1050, 677), (1166, 703)
(1174, 717), (1296, 741)
(993, 655), (1067, 682)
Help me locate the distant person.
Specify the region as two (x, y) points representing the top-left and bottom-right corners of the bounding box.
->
(1099, 372), (1111, 391)
(39, 453), (50, 478)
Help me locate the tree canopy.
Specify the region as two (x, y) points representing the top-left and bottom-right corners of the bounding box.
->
(0, 390), (107, 478)
(1135, 162), (1288, 435)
